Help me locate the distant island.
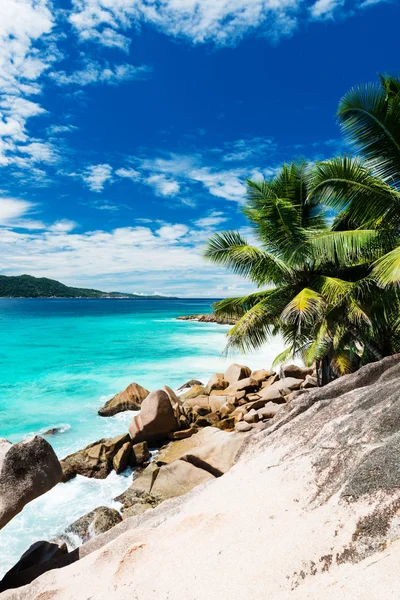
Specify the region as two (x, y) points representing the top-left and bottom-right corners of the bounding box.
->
(0, 275), (174, 299)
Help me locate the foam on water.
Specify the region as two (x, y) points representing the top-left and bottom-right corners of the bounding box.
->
(0, 298), (286, 576)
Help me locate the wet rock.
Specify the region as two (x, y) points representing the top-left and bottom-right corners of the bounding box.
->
(0, 541), (68, 592)
(66, 506), (122, 543)
(129, 441), (150, 466)
(113, 441), (132, 474)
(60, 434), (130, 481)
(98, 382), (149, 417)
(176, 314), (236, 325)
(0, 436), (62, 530)
(129, 389), (180, 444)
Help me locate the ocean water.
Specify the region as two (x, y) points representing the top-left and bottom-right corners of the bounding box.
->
(0, 298), (285, 576)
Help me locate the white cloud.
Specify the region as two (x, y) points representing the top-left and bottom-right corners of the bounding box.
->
(0, 197), (34, 224)
(0, 220), (259, 296)
(310, 0), (344, 18)
(157, 224), (189, 241)
(69, 0), (300, 48)
(51, 60), (152, 86)
(82, 163), (113, 192)
(48, 219), (77, 233)
(222, 137), (276, 161)
(116, 167), (141, 181)
(0, 1), (57, 168)
(134, 153), (247, 202)
(47, 124), (79, 135)
(146, 174), (180, 196)
(195, 211), (228, 228)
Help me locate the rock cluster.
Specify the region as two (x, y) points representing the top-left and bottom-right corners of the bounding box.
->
(175, 363), (317, 435)
(60, 435), (150, 481)
(6, 356), (400, 599)
(0, 361), (318, 593)
(115, 427), (245, 517)
(176, 313), (236, 325)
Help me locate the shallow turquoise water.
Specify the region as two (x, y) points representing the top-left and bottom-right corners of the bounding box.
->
(0, 298), (285, 576)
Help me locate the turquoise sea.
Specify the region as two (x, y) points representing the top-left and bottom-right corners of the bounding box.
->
(0, 298), (285, 576)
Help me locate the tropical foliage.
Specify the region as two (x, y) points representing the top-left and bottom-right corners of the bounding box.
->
(205, 75), (400, 383)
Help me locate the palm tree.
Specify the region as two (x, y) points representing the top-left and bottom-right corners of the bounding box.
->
(308, 75), (400, 285)
(204, 162), (394, 384)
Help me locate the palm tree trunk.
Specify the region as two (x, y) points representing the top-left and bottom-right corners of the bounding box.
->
(321, 354), (331, 386)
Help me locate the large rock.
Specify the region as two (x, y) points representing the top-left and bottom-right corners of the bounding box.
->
(205, 373), (229, 394)
(98, 382), (150, 417)
(176, 379), (203, 391)
(150, 460), (215, 500)
(224, 377), (259, 395)
(0, 541), (68, 592)
(66, 506), (122, 543)
(129, 441), (150, 466)
(181, 429), (245, 475)
(112, 442), (132, 474)
(250, 369), (275, 383)
(9, 356), (400, 600)
(181, 385), (208, 400)
(224, 363), (251, 385)
(0, 436), (62, 530)
(129, 389), (180, 444)
(115, 488), (161, 518)
(60, 434), (130, 481)
(283, 364), (314, 380)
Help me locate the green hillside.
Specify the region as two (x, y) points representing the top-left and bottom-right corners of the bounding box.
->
(0, 275), (171, 299)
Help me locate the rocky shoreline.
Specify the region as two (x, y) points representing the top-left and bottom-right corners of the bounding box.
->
(0, 361), (317, 591)
(176, 313), (237, 325)
(4, 357), (400, 597)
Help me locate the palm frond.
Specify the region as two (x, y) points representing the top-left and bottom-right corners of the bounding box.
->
(373, 246), (400, 287)
(338, 82), (400, 186)
(309, 155), (399, 225)
(281, 288), (325, 327)
(308, 229), (380, 266)
(272, 346), (295, 369)
(204, 231), (291, 285)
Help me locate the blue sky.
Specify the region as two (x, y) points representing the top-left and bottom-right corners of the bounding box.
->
(0, 0), (398, 296)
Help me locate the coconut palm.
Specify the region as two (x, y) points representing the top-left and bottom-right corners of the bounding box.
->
(204, 162), (396, 383)
(307, 75), (400, 284)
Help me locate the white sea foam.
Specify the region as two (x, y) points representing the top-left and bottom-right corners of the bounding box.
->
(0, 469), (133, 577)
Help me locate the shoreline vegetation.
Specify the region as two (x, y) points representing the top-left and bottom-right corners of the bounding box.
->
(204, 74), (400, 386)
(0, 275), (175, 299)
